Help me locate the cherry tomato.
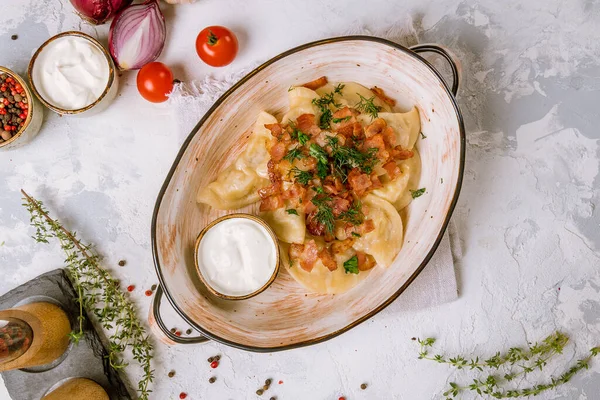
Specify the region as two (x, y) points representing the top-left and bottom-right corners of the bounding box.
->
(136, 62), (174, 103)
(196, 26), (238, 67)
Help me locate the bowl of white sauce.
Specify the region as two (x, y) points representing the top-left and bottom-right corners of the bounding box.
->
(28, 31), (118, 116)
(194, 214), (280, 300)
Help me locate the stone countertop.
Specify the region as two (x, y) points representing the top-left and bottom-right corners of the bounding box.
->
(1, 0), (599, 399)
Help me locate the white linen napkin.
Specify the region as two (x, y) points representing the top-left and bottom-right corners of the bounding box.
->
(168, 18), (461, 311)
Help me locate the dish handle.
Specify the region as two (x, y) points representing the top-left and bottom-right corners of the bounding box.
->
(410, 44), (461, 97)
(148, 285), (210, 345)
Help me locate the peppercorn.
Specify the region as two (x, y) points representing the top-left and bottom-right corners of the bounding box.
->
(168, 370), (175, 378)
(207, 356), (214, 363)
(215, 355), (221, 361)
(270, 397), (276, 400)
(361, 383), (368, 390)
(265, 379), (272, 386)
(118, 260), (126, 266)
(11, 35), (18, 40)
(256, 389), (263, 396)
(262, 385), (269, 391)
(209, 376), (216, 383)
(151, 284), (157, 291)
(171, 327), (176, 333)
(186, 329), (192, 335)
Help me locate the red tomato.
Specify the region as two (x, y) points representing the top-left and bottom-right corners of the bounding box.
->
(196, 26), (238, 67)
(136, 62), (174, 103)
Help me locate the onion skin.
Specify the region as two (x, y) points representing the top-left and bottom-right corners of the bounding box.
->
(108, 0), (166, 70)
(69, 0), (132, 25)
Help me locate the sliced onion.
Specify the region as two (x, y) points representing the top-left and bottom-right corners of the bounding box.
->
(108, 0), (166, 70)
(69, 0), (132, 25)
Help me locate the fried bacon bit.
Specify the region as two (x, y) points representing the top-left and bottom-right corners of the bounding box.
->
(289, 240), (319, 272)
(331, 238), (354, 255)
(259, 195), (284, 211)
(332, 196), (351, 217)
(383, 161), (401, 179)
(365, 118), (387, 138)
(306, 211), (326, 236)
(382, 126), (396, 147)
(296, 114), (321, 136)
(318, 248), (337, 271)
(265, 123), (283, 138)
(371, 86), (396, 107)
(370, 173), (383, 189)
(269, 141), (287, 162)
(302, 76), (328, 90)
(390, 145), (414, 160)
(356, 251), (377, 271)
(282, 183), (306, 201)
(363, 133), (389, 160)
(323, 176), (343, 195)
(353, 122), (365, 140)
(348, 168), (373, 197)
(258, 181), (281, 199)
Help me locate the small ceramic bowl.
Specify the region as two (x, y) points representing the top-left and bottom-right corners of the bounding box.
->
(28, 31), (119, 116)
(194, 214), (280, 300)
(0, 66), (43, 150)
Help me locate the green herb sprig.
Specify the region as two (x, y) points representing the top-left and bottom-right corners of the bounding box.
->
(327, 136), (379, 182)
(343, 255), (359, 274)
(355, 93), (381, 120)
(311, 194), (335, 234)
(415, 332), (599, 399)
(22, 190), (154, 400)
(410, 188), (426, 199)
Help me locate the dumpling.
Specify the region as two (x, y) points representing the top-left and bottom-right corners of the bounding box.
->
(197, 166), (264, 210)
(392, 149), (422, 211)
(352, 194), (403, 267)
(372, 148), (421, 206)
(358, 107), (421, 149)
(260, 207), (306, 244)
(281, 87), (321, 124)
(197, 112), (276, 210)
(279, 241), (371, 294)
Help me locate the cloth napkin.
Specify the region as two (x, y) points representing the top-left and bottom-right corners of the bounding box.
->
(168, 17), (461, 311)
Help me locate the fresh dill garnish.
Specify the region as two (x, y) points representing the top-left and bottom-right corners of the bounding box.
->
(339, 201), (364, 226)
(311, 194), (335, 234)
(326, 136), (379, 181)
(410, 188), (426, 199)
(286, 209), (299, 216)
(351, 232), (361, 238)
(309, 143), (328, 164)
(289, 121), (310, 145)
(283, 147), (305, 162)
(319, 108), (333, 129)
(316, 161), (328, 179)
(355, 93), (381, 120)
(343, 255), (359, 274)
(333, 83), (345, 95)
(420, 131), (427, 139)
(332, 116), (351, 124)
(288, 86), (295, 92)
(290, 167), (313, 185)
(314, 186), (325, 194)
(312, 91), (341, 130)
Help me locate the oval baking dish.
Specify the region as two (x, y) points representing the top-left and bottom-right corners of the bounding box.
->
(150, 36), (465, 351)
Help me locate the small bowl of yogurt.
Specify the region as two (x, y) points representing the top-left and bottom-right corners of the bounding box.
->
(194, 214), (280, 300)
(28, 31), (118, 116)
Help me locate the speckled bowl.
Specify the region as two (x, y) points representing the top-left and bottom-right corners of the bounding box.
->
(150, 37), (465, 351)
(0, 66), (43, 150)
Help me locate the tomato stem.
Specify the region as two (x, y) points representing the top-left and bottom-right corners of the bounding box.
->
(208, 30), (218, 46)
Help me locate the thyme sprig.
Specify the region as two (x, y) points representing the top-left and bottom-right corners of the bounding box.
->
(21, 190), (154, 400)
(415, 333), (599, 399)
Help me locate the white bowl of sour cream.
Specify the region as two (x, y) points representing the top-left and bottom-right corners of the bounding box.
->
(194, 214), (280, 300)
(28, 31), (118, 116)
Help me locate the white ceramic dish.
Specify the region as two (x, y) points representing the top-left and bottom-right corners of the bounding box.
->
(149, 37), (465, 351)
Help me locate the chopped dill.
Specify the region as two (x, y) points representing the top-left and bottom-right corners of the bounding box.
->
(343, 255), (359, 274)
(286, 209), (299, 216)
(312, 91), (341, 130)
(288, 86), (295, 92)
(333, 83), (345, 95)
(351, 232), (361, 238)
(339, 201), (365, 226)
(420, 131), (427, 139)
(319, 108), (333, 129)
(314, 186), (325, 194)
(289, 121), (310, 145)
(290, 167), (313, 185)
(283, 147), (305, 162)
(311, 194), (335, 234)
(332, 116), (351, 124)
(355, 93), (381, 120)
(309, 143), (328, 164)
(410, 188), (426, 198)
(326, 136), (379, 181)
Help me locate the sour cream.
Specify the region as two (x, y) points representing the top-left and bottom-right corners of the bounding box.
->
(196, 217), (278, 297)
(31, 35), (110, 110)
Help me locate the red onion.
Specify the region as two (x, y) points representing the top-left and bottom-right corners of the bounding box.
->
(108, 0), (166, 70)
(69, 0), (132, 25)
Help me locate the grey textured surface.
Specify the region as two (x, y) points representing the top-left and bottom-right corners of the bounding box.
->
(0, 0), (599, 399)
(0, 269), (130, 400)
